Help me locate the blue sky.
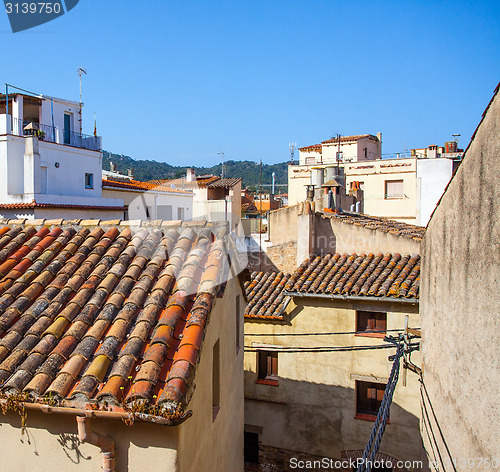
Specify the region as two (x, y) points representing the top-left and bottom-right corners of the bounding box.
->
(1, 0), (499, 166)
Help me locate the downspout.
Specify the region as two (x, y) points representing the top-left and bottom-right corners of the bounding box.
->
(77, 415), (116, 472)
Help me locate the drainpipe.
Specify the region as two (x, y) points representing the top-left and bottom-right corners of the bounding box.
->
(77, 415), (116, 472)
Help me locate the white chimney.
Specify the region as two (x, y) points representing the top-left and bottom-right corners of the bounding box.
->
(186, 168), (196, 183)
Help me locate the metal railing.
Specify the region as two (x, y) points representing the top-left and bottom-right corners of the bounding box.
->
(10, 117), (101, 151)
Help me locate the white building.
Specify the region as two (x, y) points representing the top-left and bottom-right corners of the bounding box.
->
(290, 134), (461, 225)
(102, 168), (194, 221)
(0, 91), (124, 220)
(149, 169), (242, 230)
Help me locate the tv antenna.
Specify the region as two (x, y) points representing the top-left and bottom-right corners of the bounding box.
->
(77, 67), (87, 134)
(218, 151), (225, 179)
(289, 142), (297, 164)
(77, 67), (87, 103)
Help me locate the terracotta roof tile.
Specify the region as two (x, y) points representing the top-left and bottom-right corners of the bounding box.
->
(245, 252), (420, 320)
(321, 211), (425, 240)
(0, 221), (230, 424)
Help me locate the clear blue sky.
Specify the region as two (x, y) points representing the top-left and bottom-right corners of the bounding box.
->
(1, 0), (499, 166)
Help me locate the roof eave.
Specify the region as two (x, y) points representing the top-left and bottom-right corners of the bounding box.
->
(283, 291), (419, 305)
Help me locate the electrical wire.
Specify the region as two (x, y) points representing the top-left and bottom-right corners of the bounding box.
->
(244, 343), (420, 354)
(245, 328), (416, 337)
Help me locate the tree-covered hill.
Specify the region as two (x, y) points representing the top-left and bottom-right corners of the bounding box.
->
(102, 151), (289, 191)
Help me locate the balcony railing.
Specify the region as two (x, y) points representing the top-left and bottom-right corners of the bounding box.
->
(10, 117), (101, 151)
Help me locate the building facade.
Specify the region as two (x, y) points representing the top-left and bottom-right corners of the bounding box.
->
(0, 218), (245, 472)
(289, 134), (461, 225)
(244, 253), (425, 468)
(0, 92), (124, 220)
(419, 84), (499, 466)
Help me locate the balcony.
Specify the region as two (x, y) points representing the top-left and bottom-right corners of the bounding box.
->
(3, 116), (101, 152)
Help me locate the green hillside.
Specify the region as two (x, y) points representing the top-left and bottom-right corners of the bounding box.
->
(102, 151), (289, 191)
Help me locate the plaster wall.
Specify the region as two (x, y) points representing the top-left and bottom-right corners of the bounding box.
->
(0, 409), (179, 472)
(0, 135), (104, 201)
(416, 158), (455, 226)
(244, 298), (424, 463)
(177, 275), (245, 472)
(102, 188), (193, 221)
(267, 205), (420, 267)
(420, 88), (500, 462)
(289, 158), (423, 222)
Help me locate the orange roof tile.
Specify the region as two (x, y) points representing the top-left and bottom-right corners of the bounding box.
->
(0, 222), (229, 424)
(245, 253), (420, 320)
(102, 179), (193, 195)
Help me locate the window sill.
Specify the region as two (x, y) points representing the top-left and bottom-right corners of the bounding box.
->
(256, 378), (278, 387)
(355, 332), (386, 339)
(355, 413), (390, 423)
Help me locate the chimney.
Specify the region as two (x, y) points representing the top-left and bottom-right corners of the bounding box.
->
(110, 162), (117, 172)
(127, 168), (134, 179)
(186, 168), (196, 183)
(296, 200), (315, 265)
(376, 132), (382, 143)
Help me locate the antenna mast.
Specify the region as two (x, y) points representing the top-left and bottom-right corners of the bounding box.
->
(289, 142), (297, 164)
(77, 67), (87, 134)
(218, 151), (225, 179)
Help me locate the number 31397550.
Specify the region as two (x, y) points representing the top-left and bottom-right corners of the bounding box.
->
(5, 3), (62, 14)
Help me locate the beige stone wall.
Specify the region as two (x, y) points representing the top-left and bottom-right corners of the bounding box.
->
(177, 275), (245, 472)
(420, 88), (500, 462)
(0, 409), (178, 472)
(244, 297), (425, 464)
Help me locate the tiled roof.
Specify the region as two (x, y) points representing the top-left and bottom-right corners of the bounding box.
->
(102, 179), (193, 195)
(0, 201), (125, 211)
(299, 135), (379, 152)
(207, 178), (242, 189)
(245, 253), (420, 320)
(147, 176), (220, 189)
(298, 144), (322, 153)
(323, 211), (425, 240)
(0, 221), (229, 424)
(321, 134), (378, 144)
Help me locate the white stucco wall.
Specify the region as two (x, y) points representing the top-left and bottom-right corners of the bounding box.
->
(416, 158), (455, 226)
(102, 187), (193, 221)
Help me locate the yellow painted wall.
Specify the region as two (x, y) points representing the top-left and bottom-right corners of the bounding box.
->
(244, 297), (425, 463)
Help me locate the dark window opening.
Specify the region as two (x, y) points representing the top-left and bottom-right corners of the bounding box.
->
(212, 340), (220, 421)
(257, 351), (278, 386)
(244, 431), (259, 465)
(236, 294), (241, 353)
(356, 311), (387, 336)
(356, 380), (386, 420)
(85, 173), (94, 189)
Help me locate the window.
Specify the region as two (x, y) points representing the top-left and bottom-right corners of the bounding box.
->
(356, 311), (386, 337)
(356, 380), (386, 420)
(257, 351), (278, 386)
(384, 179), (404, 199)
(157, 204), (172, 220)
(178, 207), (185, 220)
(305, 157), (316, 165)
(85, 173), (94, 189)
(212, 340), (220, 420)
(145, 206), (151, 219)
(236, 295), (241, 353)
(364, 147), (367, 158)
(40, 167), (48, 194)
(64, 113), (72, 145)
(244, 431), (259, 465)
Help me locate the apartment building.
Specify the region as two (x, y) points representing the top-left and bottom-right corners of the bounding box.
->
(0, 91), (124, 220)
(289, 134), (461, 225)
